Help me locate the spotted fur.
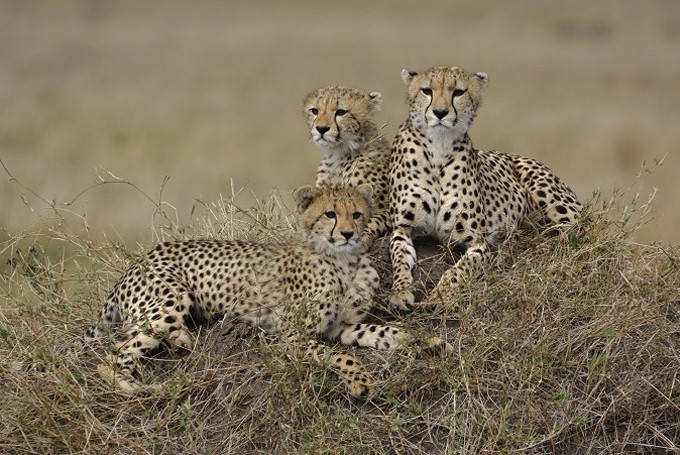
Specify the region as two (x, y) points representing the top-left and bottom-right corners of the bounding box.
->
(388, 66), (582, 310)
(304, 86), (391, 248)
(87, 185), (412, 397)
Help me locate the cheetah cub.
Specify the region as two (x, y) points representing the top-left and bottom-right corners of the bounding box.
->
(304, 86), (391, 248)
(388, 66), (582, 310)
(87, 185), (411, 397)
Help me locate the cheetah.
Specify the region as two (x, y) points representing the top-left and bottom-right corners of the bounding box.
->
(87, 185), (411, 397)
(388, 65), (582, 310)
(304, 86), (391, 248)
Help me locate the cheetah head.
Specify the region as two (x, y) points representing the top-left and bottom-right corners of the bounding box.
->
(303, 86), (382, 154)
(401, 66), (489, 144)
(294, 184), (374, 255)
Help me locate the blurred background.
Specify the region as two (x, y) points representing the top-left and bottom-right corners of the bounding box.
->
(1, 0), (679, 247)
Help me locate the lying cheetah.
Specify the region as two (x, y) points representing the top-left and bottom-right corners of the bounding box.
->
(87, 185), (410, 397)
(304, 86), (391, 247)
(388, 66), (582, 310)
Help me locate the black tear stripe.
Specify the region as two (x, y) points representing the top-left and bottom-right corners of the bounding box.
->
(334, 113), (355, 141)
(425, 77), (435, 113)
(334, 116), (341, 141)
(329, 205), (339, 240)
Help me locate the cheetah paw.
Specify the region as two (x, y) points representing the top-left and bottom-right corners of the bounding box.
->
(347, 378), (375, 398)
(423, 336), (454, 355)
(421, 284), (456, 310)
(361, 236), (375, 252)
(97, 362), (162, 396)
(388, 289), (415, 311)
(343, 371), (376, 398)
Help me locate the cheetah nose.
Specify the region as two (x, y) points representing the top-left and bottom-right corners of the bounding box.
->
(316, 126), (330, 135)
(341, 231), (354, 240)
(433, 109), (449, 120)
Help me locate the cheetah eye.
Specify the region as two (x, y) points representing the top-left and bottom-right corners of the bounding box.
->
(325, 211), (336, 219)
(452, 88), (467, 98)
(421, 88), (433, 96)
(336, 109), (348, 116)
(352, 212), (362, 220)
(309, 107), (319, 115)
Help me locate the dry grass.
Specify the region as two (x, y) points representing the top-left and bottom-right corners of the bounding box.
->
(0, 176), (678, 454)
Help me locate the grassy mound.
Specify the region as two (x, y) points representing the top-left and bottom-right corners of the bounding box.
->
(1, 189), (678, 454)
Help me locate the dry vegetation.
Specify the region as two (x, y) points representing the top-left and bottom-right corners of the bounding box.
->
(0, 177), (678, 453)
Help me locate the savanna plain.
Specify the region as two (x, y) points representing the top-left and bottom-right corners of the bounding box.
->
(0, 0), (678, 453)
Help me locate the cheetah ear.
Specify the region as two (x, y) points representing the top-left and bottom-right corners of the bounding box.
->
(367, 91), (383, 110)
(401, 69), (417, 85)
(356, 183), (374, 204)
(293, 185), (316, 212)
(473, 72), (489, 90)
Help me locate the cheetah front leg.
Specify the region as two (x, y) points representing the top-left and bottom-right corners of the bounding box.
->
(333, 322), (411, 350)
(335, 255), (432, 350)
(362, 213), (391, 249)
(281, 299), (377, 399)
(328, 322), (449, 395)
(328, 321), (451, 362)
(330, 282), (450, 354)
(305, 339), (375, 398)
(424, 241), (489, 308)
(281, 327), (375, 398)
(389, 226), (417, 311)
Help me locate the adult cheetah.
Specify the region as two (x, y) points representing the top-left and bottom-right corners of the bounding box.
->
(304, 86), (391, 247)
(388, 66), (582, 310)
(87, 185), (411, 397)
